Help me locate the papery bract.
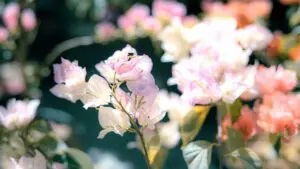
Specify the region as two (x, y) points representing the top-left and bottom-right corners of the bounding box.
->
(98, 106), (131, 138)
(126, 74), (158, 96)
(51, 58), (87, 102)
(81, 75), (111, 109)
(21, 9), (37, 32)
(104, 45), (152, 81)
(53, 58), (86, 86)
(131, 94), (166, 129)
(0, 99), (39, 130)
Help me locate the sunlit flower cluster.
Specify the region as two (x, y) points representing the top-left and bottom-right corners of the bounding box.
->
(51, 45), (166, 138)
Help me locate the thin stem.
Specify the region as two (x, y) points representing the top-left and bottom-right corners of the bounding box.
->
(217, 103), (223, 169)
(111, 92), (151, 169)
(45, 36), (95, 65)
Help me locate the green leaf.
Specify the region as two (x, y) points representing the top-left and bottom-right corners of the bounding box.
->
(180, 106), (210, 147)
(144, 134), (168, 169)
(228, 99), (242, 123)
(182, 140), (213, 169)
(66, 148), (94, 169)
(27, 120), (51, 143)
(36, 135), (58, 157)
(229, 148), (262, 169)
(227, 128), (245, 153)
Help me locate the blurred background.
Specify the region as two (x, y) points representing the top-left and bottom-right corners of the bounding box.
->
(0, 0), (297, 168)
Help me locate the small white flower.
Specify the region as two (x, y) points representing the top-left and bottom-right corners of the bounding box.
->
(0, 99), (40, 130)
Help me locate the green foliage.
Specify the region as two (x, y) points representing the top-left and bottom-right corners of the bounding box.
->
(182, 140), (213, 169)
(227, 148), (262, 169)
(226, 128), (245, 153)
(180, 106), (210, 147)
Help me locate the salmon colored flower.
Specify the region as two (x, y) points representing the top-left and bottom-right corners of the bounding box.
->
(267, 32), (283, 57)
(280, 0), (300, 5)
(218, 114), (232, 141)
(256, 65), (297, 95)
(203, 0), (272, 28)
(233, 106), (257, 140)
(288, 45), (300, 61)
(255, 93), (298, 140)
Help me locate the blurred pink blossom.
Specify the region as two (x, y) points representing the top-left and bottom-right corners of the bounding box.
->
(21, 9), (37, 32)
(153, 0), (187, 21)
(141, 17), (162, 33)
(183, 15), (198, 27)
(0, 99), (39, 130)
(2, 3), (20, 32)
(117, 15), (135, 34)
(95, 22), (116, 41)
(0, 27), (8, 43)
(126, 4), (150, 23)
(0, 62), (26, 95)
